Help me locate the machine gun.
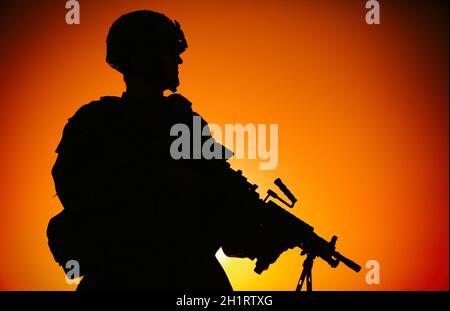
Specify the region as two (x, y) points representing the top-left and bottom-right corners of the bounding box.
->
(220, 162), (361, 291)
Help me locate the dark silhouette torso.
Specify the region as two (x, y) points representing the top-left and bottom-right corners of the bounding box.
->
(49, 93), (235, 290)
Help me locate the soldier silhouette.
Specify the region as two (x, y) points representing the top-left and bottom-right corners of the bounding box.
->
(47, 10), (289, 290)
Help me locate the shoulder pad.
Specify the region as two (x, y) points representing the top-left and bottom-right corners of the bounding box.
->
(167, 93), (193, 112)
(99, 96), (123, 105)
(69, 96), (122, 122)
(55, 97), (123, 154)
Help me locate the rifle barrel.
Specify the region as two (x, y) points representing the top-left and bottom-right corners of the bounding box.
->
(335, 252), (361, 272)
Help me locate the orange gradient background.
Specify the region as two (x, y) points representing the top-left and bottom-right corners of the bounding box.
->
(0, 0), (448, 290)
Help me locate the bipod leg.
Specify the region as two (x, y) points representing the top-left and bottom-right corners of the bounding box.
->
(296, 253), (315, 292)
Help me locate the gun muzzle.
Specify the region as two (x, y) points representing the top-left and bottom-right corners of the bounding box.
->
(335, 252), (361, 272)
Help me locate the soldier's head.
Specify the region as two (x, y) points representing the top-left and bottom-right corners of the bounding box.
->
(106, 10), (187, 92)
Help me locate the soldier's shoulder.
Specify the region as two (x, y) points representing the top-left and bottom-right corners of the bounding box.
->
(166, 93), (193, 113)
(55, 96), (123, 153)
(68, 96), (123, 126)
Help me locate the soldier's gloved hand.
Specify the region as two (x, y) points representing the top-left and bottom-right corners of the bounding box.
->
(253, 241), (296, 274)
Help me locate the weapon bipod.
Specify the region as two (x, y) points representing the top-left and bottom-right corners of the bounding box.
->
(296, 253), (316, 291)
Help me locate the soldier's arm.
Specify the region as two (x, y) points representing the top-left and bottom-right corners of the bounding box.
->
(48, 104), (112, 274)
(168, 93), (292, 270)
(193, 129), (292, 272)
